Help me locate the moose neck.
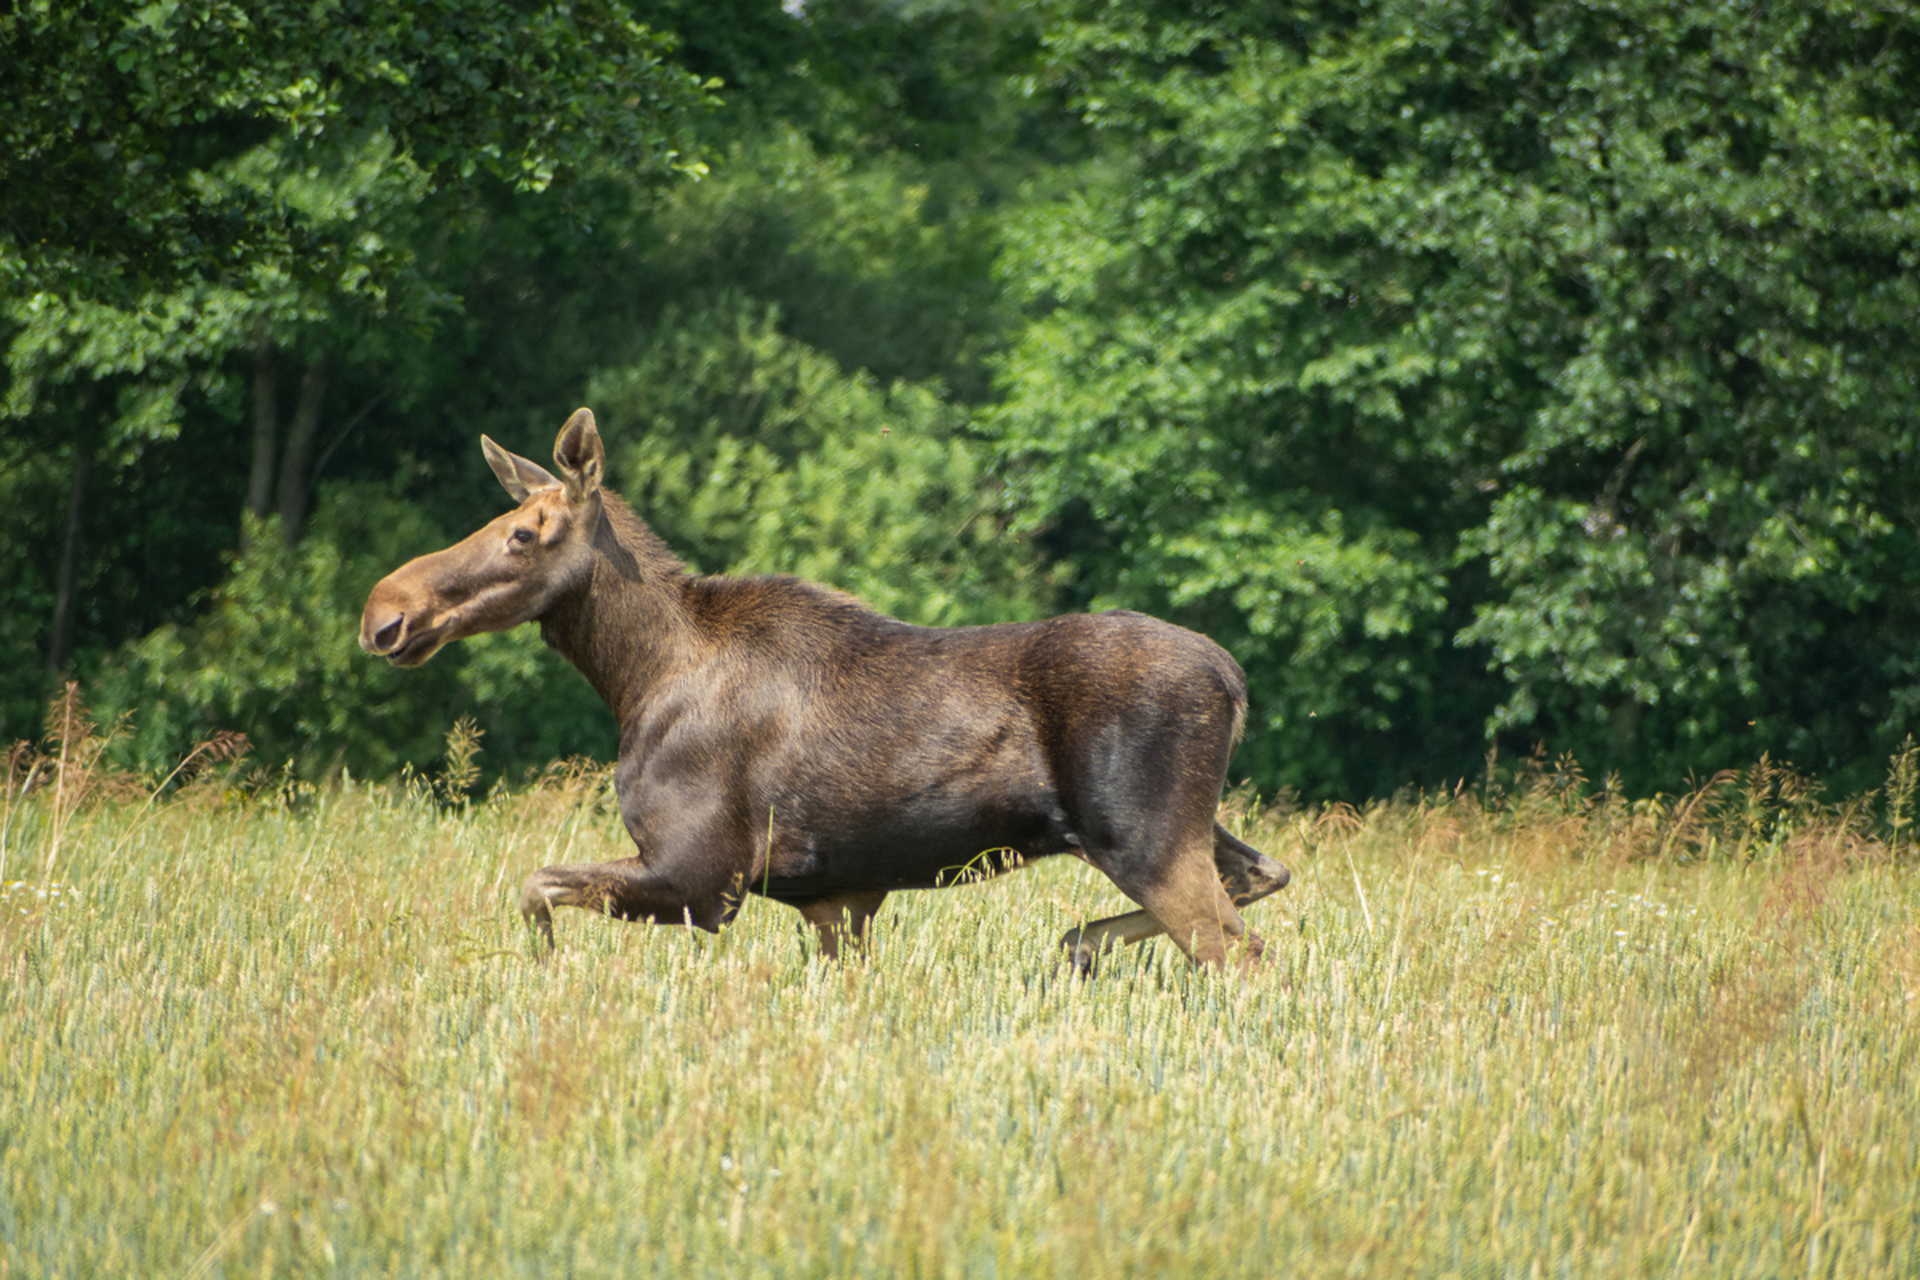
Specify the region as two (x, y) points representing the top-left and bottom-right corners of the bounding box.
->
(536, 495), (696, 725)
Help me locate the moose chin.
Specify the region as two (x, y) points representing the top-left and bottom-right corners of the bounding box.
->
(361, 408), (1289, 972)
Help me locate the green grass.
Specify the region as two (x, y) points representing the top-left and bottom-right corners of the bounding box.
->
(2, 751), (1918, 1277)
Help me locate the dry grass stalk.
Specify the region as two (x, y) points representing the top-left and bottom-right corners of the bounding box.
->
(434, 716), (485, 807)
(1656, 768), (1739, 863)
(104, 730), (251, 864)
(5, 686), (251, 883)
(1884, 734), (1917, 860)
(40, 682), (114, 876)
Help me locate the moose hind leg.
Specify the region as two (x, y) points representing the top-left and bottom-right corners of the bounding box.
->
(795, 891), (888, 960)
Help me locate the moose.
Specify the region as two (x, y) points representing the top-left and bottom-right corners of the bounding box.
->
(360, 409), (1289, 970)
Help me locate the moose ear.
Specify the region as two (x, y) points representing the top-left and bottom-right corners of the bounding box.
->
(553, 407), (605, 499)
(482, 434), (561, 503)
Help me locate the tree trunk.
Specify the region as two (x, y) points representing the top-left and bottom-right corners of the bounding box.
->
(244, 318), (278, 548)
(275, 350), (332, 545)
(47, 445), (94, 674)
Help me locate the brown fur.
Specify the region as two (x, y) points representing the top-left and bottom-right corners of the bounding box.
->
(361, 409), (1290, 970)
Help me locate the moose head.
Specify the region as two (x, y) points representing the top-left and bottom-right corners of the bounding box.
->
(359, 409), (606, 667)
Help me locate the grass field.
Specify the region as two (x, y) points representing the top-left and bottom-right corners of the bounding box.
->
(2, 727), (1918, 1277)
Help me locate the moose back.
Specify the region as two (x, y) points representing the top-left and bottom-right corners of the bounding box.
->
(360, 409), (1289, 969)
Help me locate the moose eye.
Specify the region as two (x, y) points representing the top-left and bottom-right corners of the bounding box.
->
(509, 528), (536, 547)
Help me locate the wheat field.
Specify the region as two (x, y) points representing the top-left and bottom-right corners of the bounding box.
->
(2, 726), (1917, 1278)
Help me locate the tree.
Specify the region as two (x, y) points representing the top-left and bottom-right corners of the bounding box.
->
(0, 0), (714, 736)
(996, 0), (1920, 795)
(3, 0), (711, 308)
(3, 0), (714, 438)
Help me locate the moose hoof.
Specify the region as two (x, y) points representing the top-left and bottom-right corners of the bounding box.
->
(1059, 926), (1099, 978)
(1223, 854), (1291, 907)
(520, 883), (557, 955)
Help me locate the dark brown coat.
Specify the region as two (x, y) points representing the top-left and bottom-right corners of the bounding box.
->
(361, 410), (1288, 969)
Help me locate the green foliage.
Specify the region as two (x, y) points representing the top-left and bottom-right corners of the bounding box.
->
(591, 296), (1043, 627)
(998, 0), (1920, 794)
(0, 447), (64, 742)
(637, 126), (1009, 398)
(3, 0), (715, 403)
(2, 0), (712, 295)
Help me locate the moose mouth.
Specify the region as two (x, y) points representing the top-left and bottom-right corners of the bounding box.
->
(384, 630), (447, 667)
(362, 613), (449, 667)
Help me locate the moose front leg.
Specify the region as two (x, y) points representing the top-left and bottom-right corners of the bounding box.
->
(1060, 906), (1267, 975)
(1059, 909), (1167, 975)
(519, 857), (736, 952)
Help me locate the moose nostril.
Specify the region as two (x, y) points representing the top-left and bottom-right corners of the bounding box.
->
(372, 616), (405, 653)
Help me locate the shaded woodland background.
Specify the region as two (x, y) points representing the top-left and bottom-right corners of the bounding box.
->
(4, 0), (1917, 800)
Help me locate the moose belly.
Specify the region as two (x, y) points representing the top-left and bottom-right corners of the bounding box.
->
(755, 791), (1070, 902)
